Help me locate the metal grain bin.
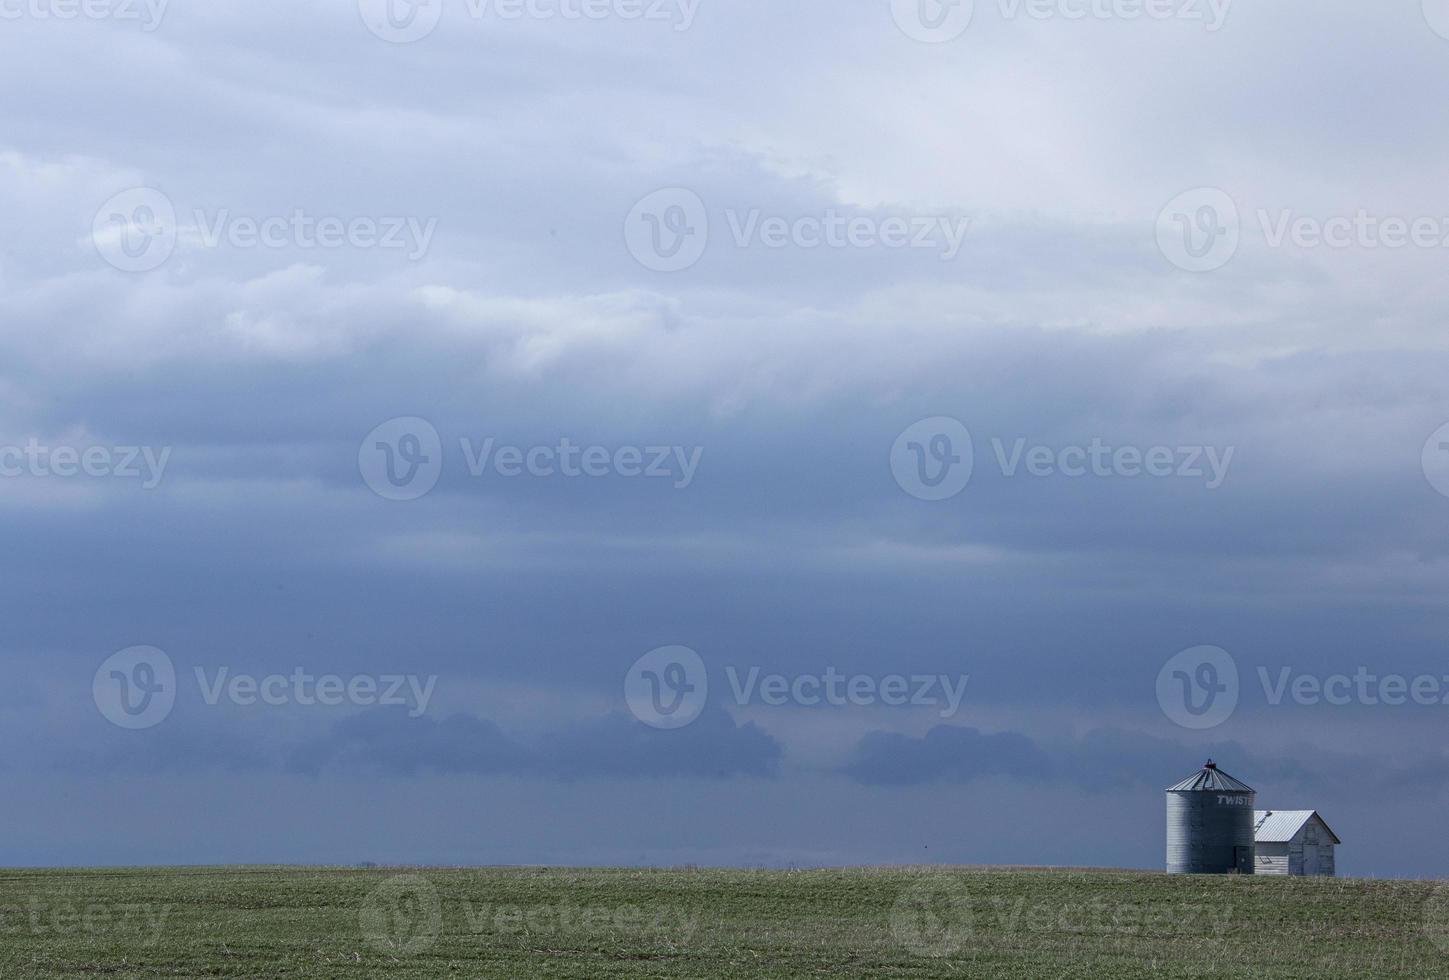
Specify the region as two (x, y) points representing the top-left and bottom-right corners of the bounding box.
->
(1166, 760), (1256, 875)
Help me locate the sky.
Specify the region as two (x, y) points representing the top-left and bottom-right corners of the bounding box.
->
(2, 0), (1449, 878)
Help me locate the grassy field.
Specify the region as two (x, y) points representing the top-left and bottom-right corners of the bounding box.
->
(1, 865), (1447, 978)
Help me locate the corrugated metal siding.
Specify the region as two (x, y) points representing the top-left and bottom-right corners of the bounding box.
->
(1255, 843), (1290, 876)
(1167, 777), (1256, 875)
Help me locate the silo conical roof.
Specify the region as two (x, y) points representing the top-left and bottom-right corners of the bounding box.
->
(1166, 760), (1255, 793)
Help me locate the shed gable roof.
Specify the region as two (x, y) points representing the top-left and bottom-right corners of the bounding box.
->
(1253, 810), (1341, 844)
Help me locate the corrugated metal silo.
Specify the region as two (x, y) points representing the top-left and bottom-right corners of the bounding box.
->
(1166, 760), (1256, 874)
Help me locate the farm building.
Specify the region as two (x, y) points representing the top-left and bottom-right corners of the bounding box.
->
(1253, 810), (1340, 876)
(1166, 761), (1257, 875)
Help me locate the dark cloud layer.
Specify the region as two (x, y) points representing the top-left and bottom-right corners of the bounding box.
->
(283, 707), (782, 781)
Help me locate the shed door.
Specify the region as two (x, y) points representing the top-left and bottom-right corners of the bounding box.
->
(1302, 844), (1320, 875)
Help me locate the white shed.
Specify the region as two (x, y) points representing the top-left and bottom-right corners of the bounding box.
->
(1253, 810), (1340, 876)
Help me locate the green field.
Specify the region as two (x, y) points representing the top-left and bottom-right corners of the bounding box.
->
(1, 865), (1447, 978)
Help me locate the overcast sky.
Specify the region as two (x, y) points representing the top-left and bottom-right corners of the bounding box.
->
(3, 0), (1449, 877)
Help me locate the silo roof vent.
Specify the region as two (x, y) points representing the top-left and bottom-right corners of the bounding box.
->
(1166, 761), (1255, 793)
